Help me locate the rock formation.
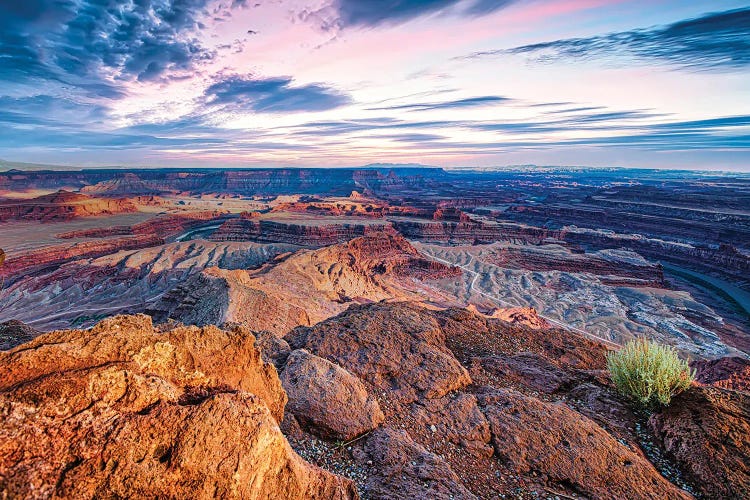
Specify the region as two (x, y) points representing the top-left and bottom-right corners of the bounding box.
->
(282, 302), (699, 498)
(486, 244), (665, 286)
(693, 356), (750, 392)
(0, 315), (357, 499)
(280, 349), (384, 440)
(649, 387), (750, 498)
(55, 211), (230, 240)
(269, 199), (428, 219)
(478, 389), (688, 499)
(286, 302), (472, 404)
(0, 235), (164, 283)
(560, 226), (750, 284)
(390, 217), (559, 245)
(150, 232), (460, 335)
(210, 215), (393, 247)
(0, 167), (445, 198)
(354, 428), (477, 500)
(3, 293), (748, 498)
(0, 240), (298, 331)
(0, 190), (136, 221)
(484, 306), (550, 329)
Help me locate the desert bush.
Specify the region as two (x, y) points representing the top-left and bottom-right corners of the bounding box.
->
(607, 338), (694, 409)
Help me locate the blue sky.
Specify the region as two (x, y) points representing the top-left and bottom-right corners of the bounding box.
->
(0, 0), (749, 170)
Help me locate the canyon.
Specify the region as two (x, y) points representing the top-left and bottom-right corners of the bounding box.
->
(1, 166), (748, 499)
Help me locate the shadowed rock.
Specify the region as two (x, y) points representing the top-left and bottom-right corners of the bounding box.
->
(649, 387), (750, 499)
(356, 428), (476, 500)
(286, 302), (471, 404)
(468, 352), (577, 394)
(280, 349), (384, 440)
(0, 320), (39, 351)
(254, 329), (291, 369)
(692, 356), (750, 392)
(478, 388), (691, 499)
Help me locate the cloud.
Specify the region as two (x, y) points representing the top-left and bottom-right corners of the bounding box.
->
(367, 95), (510, 111)
(367, 133), (446, 142)
(545, 106), (607, 115)
(204, 76), (351, 113)
(461, 8), (750, 71)
(649, 115), (750, 131)
(0, 129), (226, 150)
(0, 95), (110, 127)
(282, 108), (750, 155)
(312, 0), (515, 29)
(0, 0), (245, 96)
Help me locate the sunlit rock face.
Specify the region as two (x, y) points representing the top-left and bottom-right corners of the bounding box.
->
(0, 315), (357, 499)
(150, 232), (460, 335)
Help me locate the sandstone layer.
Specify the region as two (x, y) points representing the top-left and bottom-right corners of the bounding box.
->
(0, 190), (136, 222)
(209, 214), (392, 247)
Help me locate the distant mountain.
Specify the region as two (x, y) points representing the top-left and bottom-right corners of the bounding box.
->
(0, 159), (74, 172)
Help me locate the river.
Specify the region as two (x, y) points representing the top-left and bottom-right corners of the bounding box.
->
(174, 223), (224, 242)
(660, 262), (750, 319)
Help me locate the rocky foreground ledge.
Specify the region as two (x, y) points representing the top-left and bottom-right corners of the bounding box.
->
(1, 304), (748, 499)
(0, 315), (355, 499)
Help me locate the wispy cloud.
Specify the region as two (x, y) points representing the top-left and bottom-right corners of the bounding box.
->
(204, 75), (351, 113)
(282, 109), (750, 152)
(367, 95), (510, 111)
(460, 8), (750, 71)
(303, 0), (516, 29)
(0, 95), (109, 127)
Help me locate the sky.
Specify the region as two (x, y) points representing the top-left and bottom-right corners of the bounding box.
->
(0, 0), (749, 170)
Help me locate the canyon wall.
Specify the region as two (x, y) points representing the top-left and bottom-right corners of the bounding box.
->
(210, 217), (394, 247)
(0, 190), (136, 221)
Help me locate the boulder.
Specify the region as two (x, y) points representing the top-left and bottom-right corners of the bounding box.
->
(280, 349), (384, 440)
(478, 389), (690, 500)
(0, 314), (286, 422)
(286, 302), (471, 404)
(649, 386), (750, 499)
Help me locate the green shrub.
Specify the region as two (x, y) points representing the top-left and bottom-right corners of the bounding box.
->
(607, 338), (694, 409)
